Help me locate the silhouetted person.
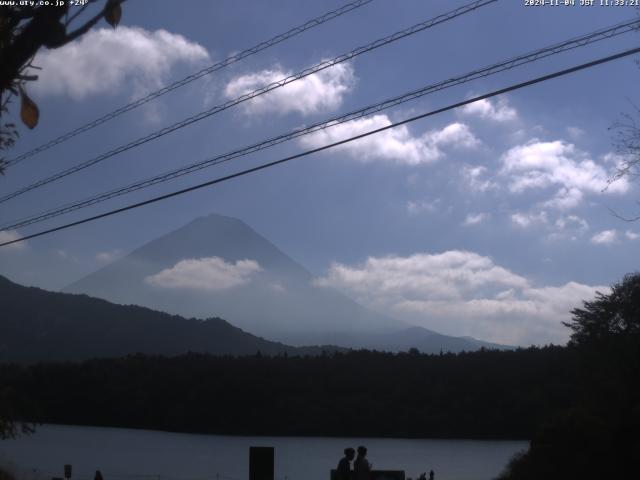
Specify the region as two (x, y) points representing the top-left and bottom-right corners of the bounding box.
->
(337, 447), (355, 480)
(94, 471), (104, 480)
(354, 446), (371, 480)
(429, 470), (434, 480)
(418, 473), (426, 480)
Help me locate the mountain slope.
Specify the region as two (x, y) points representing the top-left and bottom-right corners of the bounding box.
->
(64, 213), (511, 352)
(64, 213), (403, 342)
(0, 275), (333, 363)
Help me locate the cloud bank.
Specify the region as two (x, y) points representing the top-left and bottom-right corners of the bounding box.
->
(0, 230), (25, 251)
(146, 257), (261, 291)
(300, 116), (479, 164)
(461, 97), (517, 122)
(224, 63), (354, 116)
(315, 250), (606, 345)
(500, 140), (629, 210)
(33, 27), (210, 99)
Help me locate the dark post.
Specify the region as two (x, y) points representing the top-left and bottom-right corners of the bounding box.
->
(63, 466), (72, 480)
(249, 446), (274, 480)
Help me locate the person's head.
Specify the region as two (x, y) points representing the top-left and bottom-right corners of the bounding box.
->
(357, 446), (367, 457)
(344, 448), (355, 460)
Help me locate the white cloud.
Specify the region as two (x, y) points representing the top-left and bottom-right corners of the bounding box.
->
(428, 122), (481, 149)
(555, 215), (589, 232)
(315, 250), (606, 345)
(590, 230), (618, 245)
(224, 63), (354, 116)
(145, 257), (262, 291)
(300, 116), (479, 164)
(460, 97), (517, 122)
(269, 282), (286, 293)
(0, 230), (26, 251)
(315, 251), (529, 302)
(500, 140), (629, 209)
(407, 198), (440, 215)
(602, 152), (627, 165)
(33, 27), (210, 100)
(463, 212), (489, 226)
(625, 230), (640, 240)
(566, 126), (585, 140)
(462, 165), (498, 192)
(509, 212), (589, 242)
(511, 211), (548, 228)
(542, 187), (583, 211)
(547, 215), (589, 242)
(96, 249), (124, 263)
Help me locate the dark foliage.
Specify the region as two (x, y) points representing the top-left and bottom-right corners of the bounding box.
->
(609, 104), (640, 220)
(0, 346), (579, 440)
(498, 274), (640, 479)
(0, 0), (124, 156)
(0, 383), (36, 439)
(0, 92), (17, 174)
(0, 468), (15, 480)
(564, 272), (640, 345)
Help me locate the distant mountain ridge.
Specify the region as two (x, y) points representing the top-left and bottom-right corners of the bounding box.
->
(64, 214), (402, 340)
(64, 213), (511, 353)
(0, 275), (336, 363)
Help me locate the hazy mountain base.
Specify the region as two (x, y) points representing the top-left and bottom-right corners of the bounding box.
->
(63, 213), (510, 353)
(0, 275), (342, 363)
(0, 274), (508, 363)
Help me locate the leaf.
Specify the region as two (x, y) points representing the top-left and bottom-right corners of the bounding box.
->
(18, 86), (39, 130)
(105, 1), (122, 28)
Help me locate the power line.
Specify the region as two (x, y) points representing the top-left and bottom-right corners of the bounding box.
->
(2, 18), (637, 232)
(0, 0), (498, 205)
(1, 46), (638, 248)
(3, 0), (376, 169)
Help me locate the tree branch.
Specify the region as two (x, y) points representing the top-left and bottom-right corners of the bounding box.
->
(59, 0), (126, 46)
(607, 206), (640, 223)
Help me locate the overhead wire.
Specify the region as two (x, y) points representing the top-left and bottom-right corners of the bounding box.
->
(1, 17), (638, 232)
(3, 0), (376, 168)
(1, 46), (638, 248)
(0, 0), (498, 205)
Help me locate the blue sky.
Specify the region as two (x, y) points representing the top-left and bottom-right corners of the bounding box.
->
(1, 0), (639, 345)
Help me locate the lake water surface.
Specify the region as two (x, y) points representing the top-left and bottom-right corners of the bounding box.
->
(0, 425), (527, 480)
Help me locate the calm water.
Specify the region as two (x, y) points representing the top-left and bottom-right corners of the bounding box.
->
(0, 425), (526, 480)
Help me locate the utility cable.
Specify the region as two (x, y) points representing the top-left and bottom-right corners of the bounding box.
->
(0, 0), (498, 204)
(3, 0), (376, 168)
(1, 46), (638, 248)
(1, 17), (637, 232)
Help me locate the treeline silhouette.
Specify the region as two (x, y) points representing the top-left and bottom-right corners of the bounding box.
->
(0, 346), (579, 439)
(497, 273), (640, 479)
(2, 273), (638, 479)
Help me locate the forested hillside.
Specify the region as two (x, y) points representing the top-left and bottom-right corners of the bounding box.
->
(0, 275), (334, 362)
(0, 347), (578, 439)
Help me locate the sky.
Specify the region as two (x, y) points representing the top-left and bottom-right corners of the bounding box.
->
(1, 0), (639, 346)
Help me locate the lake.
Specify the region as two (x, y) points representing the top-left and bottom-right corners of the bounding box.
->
(0, 425), (527, 480)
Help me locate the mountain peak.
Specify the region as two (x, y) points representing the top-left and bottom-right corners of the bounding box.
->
(63, 214), (510, 352)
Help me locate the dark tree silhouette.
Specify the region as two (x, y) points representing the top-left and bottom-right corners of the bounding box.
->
(0, 2), (126, 434)
(609, 107), (640, 220)
(0, 0), (125, 173)
(498, 273), (640, 480)
(0, 386), (35, 440)
(564, 272), (640, 344)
